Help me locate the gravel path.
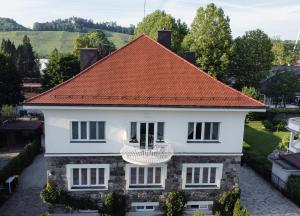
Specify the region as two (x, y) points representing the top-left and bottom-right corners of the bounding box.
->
(0, 154), (47, 216)
(240, 166), (300, 216)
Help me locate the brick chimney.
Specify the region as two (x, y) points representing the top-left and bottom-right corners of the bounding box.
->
(80, 48), (99, 71)
(158, 29), (171, 49)
(80, 46), (110, 71)
(184, 51), (196, 65)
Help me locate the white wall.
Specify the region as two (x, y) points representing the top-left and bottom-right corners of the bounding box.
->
(42, 108), (247, 154)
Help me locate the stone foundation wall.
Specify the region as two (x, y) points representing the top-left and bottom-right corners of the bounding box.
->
(46, 155), (240, 208)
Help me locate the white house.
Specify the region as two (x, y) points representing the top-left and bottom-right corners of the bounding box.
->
(24, 31), (265, 215)
(270, 117), (300, 190)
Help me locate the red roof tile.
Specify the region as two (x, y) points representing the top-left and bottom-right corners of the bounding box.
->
(25, 35), (264, 108)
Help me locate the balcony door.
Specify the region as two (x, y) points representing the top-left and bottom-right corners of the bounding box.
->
(140, 122), (154, 149)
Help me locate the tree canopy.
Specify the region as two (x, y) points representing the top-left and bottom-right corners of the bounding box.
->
(272, 39), (299, 66)
(0, 52), (23, 105)
(0, 17), (29, 31)
(42, 49), (80, 90)
(264, 71), (300, 107)
(16, 35), (40, 78)
(73, 30), (116, 55)
(133, 10), (188, 53)
(182, 3), (232, 81)
(231, 29), (274, 90)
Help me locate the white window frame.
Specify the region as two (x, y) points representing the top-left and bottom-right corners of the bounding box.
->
(132, 202), (159, 212)
(185, 201), (213, 211)
(187, 122), (220, 142)
(70, 121), (106, 142)
(129, 121), (165, 144)
(66, 164), (109, 191)
(125, 164), (167, 190)
(182, 163), (223, 189)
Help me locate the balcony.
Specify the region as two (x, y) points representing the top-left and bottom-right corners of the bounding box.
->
(120, 143), (174, 165)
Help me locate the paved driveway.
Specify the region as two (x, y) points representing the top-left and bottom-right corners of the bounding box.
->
(0, 154), (47, 216)
(240, 166), (300, 216)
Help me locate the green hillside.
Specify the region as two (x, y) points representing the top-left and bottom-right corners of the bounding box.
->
(0, 30), (130, 57)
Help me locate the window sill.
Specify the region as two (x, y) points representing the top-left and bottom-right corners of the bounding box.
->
(69, 186), (108, 191)
(70, 140), (106, 143)
(183, 185), (219, 190)
(186, 140), (220, 144)
(128, 185), (164, 190)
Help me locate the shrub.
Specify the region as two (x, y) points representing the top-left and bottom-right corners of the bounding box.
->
(40, 181), (60, 204)
(212, 187), (240, 216)
(262, 120), (274, 131)
(192, 211), (204, 216)
(102, 192), (127, 216)
(286, 175), (300, 206)
(262, 119), (286, 132)
(278, 134), (289, 151)
(165, 191), (187, 216)
(233, 199), (249, 216)
(0, 138), (41, 183)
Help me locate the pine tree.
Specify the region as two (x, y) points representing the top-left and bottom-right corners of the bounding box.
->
(1, 39), (17, 61)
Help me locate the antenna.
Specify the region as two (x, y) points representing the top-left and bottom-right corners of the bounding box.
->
(144, 0), (146, 18)
(294, 30), (300, 51)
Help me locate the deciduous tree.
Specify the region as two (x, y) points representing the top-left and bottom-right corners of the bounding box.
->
(182, 3), (232, 81)
(42, 49), (80, 90)
(231, 29), (274, 89)
(133, 10), (188, 53)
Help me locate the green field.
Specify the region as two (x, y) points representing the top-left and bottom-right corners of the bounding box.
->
(0, 30), (130, 57)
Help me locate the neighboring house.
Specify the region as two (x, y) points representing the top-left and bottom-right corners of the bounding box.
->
(260, 65), (300, 108)
(269, 117), (300, 190)
(23, 31), (264, 215)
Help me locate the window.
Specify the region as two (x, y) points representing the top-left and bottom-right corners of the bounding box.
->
(126, 164), (166, 189)
(187, 122), (220, 142)
(67, 164), (109, 191)
(132, 202), (159, 212)
(129, 122), (165, 144)
(182, 163), (223, 189)
(186, 201), (213, 211)
(71, 121), (105, 142)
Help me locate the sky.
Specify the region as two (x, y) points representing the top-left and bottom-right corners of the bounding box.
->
(0, 0), (299, 40)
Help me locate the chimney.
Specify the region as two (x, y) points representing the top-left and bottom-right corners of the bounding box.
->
(184, 51), (196, 65)
(158, 29), (171, 49)
(80, 48), (99, 71)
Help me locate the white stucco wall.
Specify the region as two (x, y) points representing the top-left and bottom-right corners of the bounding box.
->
(40, 107), (247, 155)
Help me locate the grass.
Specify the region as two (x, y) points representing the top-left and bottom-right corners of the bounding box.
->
(0, 30), (130, 57)
(243, 121), (289, 180)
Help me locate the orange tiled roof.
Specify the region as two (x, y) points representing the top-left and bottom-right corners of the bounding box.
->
(25, 35), (264, 109)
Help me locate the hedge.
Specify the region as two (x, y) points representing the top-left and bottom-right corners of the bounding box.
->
(250, 108), (300, 121)
(286, 175), (300, 206)
(0, 137), (41, 184)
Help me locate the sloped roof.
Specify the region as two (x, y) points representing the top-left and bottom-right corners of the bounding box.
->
(25, 35), (264, 109)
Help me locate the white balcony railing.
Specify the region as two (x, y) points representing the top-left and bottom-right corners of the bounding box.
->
(120, 143), (174, 165)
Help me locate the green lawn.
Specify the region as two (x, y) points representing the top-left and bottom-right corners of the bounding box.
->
(244, 121), (288, 158)
(243, 121), (289, 180)
(0, 30), (130, 57)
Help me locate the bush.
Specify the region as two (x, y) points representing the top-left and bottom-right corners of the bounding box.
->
(278, 134), (289, 151)
(40, 181), (60, 204)
(233, 199), (249, 216)
(286, 175), (300, 206)
(102, 192), (127, 216)
(165, 191), (187, 216)
(0, 138), (41, 183)
(192, 211), (204, 216)
(212, 187), (240, 216)
(262, 119), (286, 132)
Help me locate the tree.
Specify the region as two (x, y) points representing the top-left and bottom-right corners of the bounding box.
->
(73, 30), (116, 55)
(241, 86), (260, 100)
(231, 29), (274, 89)
(1, 39), (17, 60)
(265, 71), (300, 107)
(16, 35), (40, 78)
(0, 52), (23, 105)
(182, 3), (232, 81)
(42, 49), (80, 90)
(133, 10), (188, 53)
(272, 39), (299, 65)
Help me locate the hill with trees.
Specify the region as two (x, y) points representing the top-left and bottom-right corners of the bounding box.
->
(0, 17), (29, 31)
(33, 17), (134, 34)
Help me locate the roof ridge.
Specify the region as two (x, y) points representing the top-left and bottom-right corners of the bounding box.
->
(25, 34), (147, 103)
(142, 35), (265, 106)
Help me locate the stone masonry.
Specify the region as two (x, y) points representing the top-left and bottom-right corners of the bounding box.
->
(46, 155), (240, 211)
